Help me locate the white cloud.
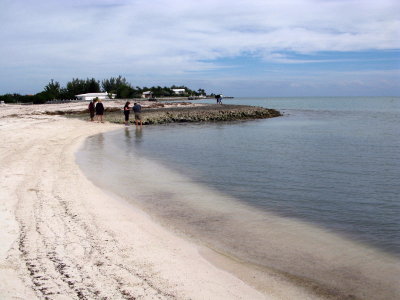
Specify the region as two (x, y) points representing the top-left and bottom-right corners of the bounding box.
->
(0, 0), (399, 94)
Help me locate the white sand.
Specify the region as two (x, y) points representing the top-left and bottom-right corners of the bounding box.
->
(0, 103), (283, 299)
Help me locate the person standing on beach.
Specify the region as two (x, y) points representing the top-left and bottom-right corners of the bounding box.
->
(88, 99), (96, 121)
(95, 98), (105, 123)
(123, 101), (131, 126)
(132, 102), (142, 127)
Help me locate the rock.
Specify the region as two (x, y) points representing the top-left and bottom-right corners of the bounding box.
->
(104, 104), (281, 125)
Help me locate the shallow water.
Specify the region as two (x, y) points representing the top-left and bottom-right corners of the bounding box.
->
(77, 97), (400, 299)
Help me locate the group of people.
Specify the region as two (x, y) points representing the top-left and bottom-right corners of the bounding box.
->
(215, 94), (223, 104)
(124, 101), (142, 127)
(88, 97), (104, 122)
(88, 98), (142, 126)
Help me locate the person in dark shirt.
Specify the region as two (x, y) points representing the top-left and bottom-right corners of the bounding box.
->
(88, 99), (96, 121)
(123, 101), (131, 126)
(95, 99), (105, 123)
(132, 103), (142, 127)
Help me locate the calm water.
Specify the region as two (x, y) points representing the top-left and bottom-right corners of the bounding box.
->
(77, 97), (400, 298)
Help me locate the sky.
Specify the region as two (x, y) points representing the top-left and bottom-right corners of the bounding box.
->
(0, 0), (399, 97)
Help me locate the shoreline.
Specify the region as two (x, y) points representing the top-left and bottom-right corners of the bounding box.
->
(0, 104), (284, 299)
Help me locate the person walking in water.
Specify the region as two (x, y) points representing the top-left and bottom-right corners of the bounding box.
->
(95, 98), (105, 123)
(88, 99), (96, 121)
(123, 101), (131, 126)
(132, 102), (142, 127)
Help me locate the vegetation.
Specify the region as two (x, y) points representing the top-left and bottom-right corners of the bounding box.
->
(0, 76), (208, 104)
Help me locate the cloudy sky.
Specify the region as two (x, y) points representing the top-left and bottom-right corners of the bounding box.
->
(1, 0), (399, 96)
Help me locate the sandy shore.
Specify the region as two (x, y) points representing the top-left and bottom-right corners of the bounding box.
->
(0, 103), (300, 299)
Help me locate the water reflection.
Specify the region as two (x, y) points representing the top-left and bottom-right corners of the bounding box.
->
(124, 127), (131, 139)
(123, 127), (143, 151)
(95, 133), (105, 153)
(124, 127), (132, 150)
(135, 127), (143, 144)
(93, 133), (105, 168)
(96, 133), (104, 150)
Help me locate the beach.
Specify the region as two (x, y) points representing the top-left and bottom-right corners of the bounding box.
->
(0, 102), (318, 299)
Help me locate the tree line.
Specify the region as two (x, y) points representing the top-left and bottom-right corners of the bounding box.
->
(0, 76), (207, 104)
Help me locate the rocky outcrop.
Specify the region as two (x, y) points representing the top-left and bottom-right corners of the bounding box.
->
(106, 105), (281, 125)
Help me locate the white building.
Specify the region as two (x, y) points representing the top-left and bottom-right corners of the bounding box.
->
(142, 91), (153, 98)
(75, 92), (116, 101)
(172, 88), (186, 95)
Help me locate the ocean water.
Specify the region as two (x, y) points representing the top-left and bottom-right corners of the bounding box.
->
(77, 97), (400, 299)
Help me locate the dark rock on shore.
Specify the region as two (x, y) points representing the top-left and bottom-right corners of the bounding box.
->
(106, 104), (281, 125)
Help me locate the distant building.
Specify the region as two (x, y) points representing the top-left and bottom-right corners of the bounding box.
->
(142, 91), (153, 98)
(172, 88), (186, 95)
(75, 92), (116, 101)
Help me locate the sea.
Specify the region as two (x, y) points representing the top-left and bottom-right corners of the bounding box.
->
(77, 97), (400, 299)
